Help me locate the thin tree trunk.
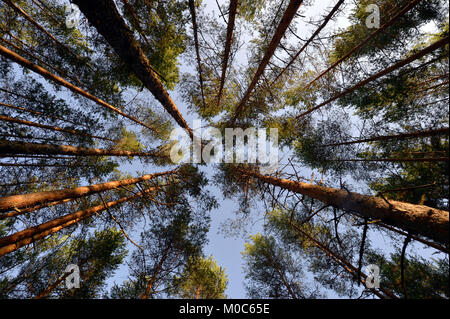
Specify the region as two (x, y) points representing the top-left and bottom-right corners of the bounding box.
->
(332, 157), (449, 162)
(0, 198), (73, 220)
(0, 101), (87, 128)
(217, 0), (238, 105)
(296, 36), (449, 119)
(321, 127), (449, 147)
(239, 169), (449, 245)
(72, 0), (194, 139)
(303, 0), (423, 91)
(232, 0), (304, 123)
(188, 0), (206, 110)
(0, 185), (160, 257)
(0, 114), (116, 142)
(289, 221), (397, 299)
(33, 270), (72, 299)
(0, 169), (177, 213)
(0, 45), (158, 134)
(272, 0), (345, 85)
(3, 0), (83, 62)
(141, 245), (171, 299)
(0, 140), (165, 158)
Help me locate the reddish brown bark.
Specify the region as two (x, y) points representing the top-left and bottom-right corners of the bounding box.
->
(0, 169), (177, 213)
(72, 0), (194, 139)
(232, 0), (304, 123)
(0, 140), (165, 158)
(239, 169), (449, 245)
(0, 45), (158, 134)
(217, 0), (239, 105)
(0, 186), (159, 257)
(272, 0), (345, 85)
(296, 37), (449, 119)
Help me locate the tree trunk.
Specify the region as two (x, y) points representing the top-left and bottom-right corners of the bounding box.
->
(0, 186), (159, 257)
(296, 36), (449, 119)
(272, 0), (345, 85)
(188, 0), (206, 110)
(303, 0), (423, 90)
(0, 140), (165, 158)
(0, 45), (158, 134)
(3, 0), (81, 62)
(0, 169), (177, 213)
(217, 0), (238, 105)
(0, 101), (84, 128)
(289, 221), (397, 299)
(72, 0), (194, 139)
(321, 127), (449, 147)
(232, 0), (304, 123)
(141, 245), (171, 299)
(239, 169), (449, 245)
(0, 114), (116, 142)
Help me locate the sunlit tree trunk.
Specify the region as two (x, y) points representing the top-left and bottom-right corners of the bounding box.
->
(239, 169), (449, 245)
(232, 0), (304, 123)
(72, 0), (194, 139)
(0, 169), (177, 213)
(0, 186), (159, 257)
(0, 140), (165, 158)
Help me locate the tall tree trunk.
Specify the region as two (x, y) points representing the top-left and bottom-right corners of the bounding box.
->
(0, 114), (116, 142)
(238, 168), (449, 245)
(232, 0), (304, 123)
(72, 0), (194, 139)
(272, 0), (345, 85)
(0, 140), (165, 158)
(0, 45), (158, 134)
(264, 250), (298, 299)
(188, 0), (206, 111)
(33, 270), (72, 299)
(217, 0), (239, 105)
(296, 36), (449, 119)
(141, 245), (171, 299)
(303, 0), (423, 90)
(0, 101), (83, 128)
(289, 221), (397, 299)
(321, 127), (449, 147)
(0, 169), (177, 213)
(3, 0), (82, 62)
(332, 157), (449, 163)
(0, 186), (160, 257)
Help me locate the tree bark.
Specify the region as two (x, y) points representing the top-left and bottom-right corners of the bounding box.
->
(296, 36), (449, 119)
(272, 0), (345, 85)
(239, 169), (449, 245)
(0, 186), (160, 257)
(303, 0), (423, 91)
(321, 127), (449, 147)
(0, 169), (177, 213)
(232, 0), (304, 123)
(0, 45), (157, 134)
(0, 114), (116, 142)
(188, 0), (206, 110)
(72, 0), (194, 139)
(141, 245), (171, 299)
(0, 140), (165, 158)
(217, 0), (238, 105)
